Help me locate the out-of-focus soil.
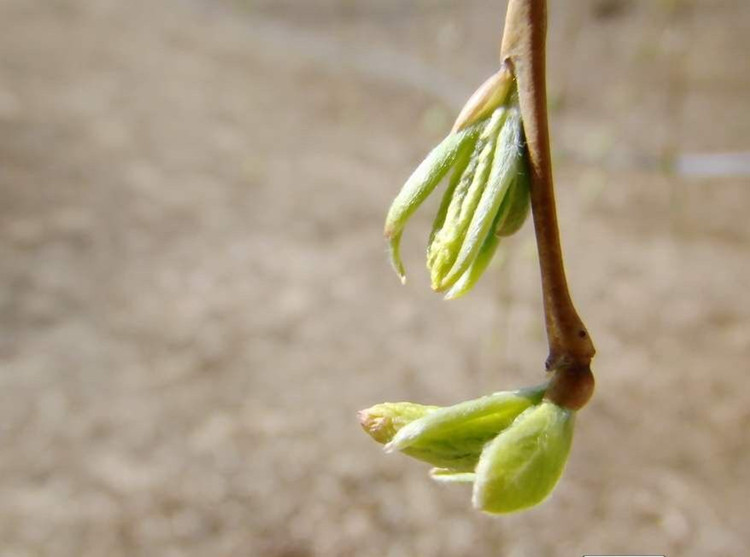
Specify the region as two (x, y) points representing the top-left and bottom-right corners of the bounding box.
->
(1, 0), (748, 555)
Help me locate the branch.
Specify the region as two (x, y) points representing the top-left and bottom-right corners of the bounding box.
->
(500, 0), (595, 407)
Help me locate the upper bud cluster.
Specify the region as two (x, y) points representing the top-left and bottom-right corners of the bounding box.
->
(384, 66), (531, 299)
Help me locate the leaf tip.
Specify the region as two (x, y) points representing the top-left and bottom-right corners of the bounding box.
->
(387, 231), (408, 283)
(383, 441), (398, 454)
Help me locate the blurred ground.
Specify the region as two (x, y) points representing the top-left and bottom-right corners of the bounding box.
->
(0, 0), (749, 555)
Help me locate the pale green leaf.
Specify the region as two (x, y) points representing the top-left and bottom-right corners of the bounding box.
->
(472, 401), (575, 514)
(435, 107), (524, 291)
(385, 123), (482, 281)
(386, 384), (545, 453)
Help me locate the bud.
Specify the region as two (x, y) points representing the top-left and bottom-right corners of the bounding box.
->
(428, 105), (528, 293)
(383, 67), (531, 296)
(358, 402), (437, 444)
(385, 385), (544, 453)
(451, 63), (513, 133)
(472, 401), (575, 514)
(360, 385), (545, 473)
(358, 386), (579, 515)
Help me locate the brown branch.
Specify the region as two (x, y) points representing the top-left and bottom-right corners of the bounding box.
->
(500, 0), (595, 407)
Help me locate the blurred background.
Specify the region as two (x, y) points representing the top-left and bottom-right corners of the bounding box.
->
(0, 0), (748, 555)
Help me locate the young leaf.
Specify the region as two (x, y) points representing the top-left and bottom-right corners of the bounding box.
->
(495, 156), (531, 237)
(472, 401), (575, 514)
(435, 107), (524, 291)
(428, 109), (507, 289)
(443, 231), (503, 300)
(385, 123), (482, 282)
(386, 384), (545, 453)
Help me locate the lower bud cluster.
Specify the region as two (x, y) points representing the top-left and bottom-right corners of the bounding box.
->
(359, 384), (576, 514)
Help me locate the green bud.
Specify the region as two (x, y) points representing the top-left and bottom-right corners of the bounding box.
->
(387, 385), (544, 452)
(358, 387), (580, 515)
(443, 165), (529, 302)
(443, 154), (530, 300)
(358, 402), (438, 444)
(433, 106), (526, 292)
(383, 68), (531, 296)
(361, 385), (545, 473)
(427, 109), (507, 289)
(472, 401), (575, 514)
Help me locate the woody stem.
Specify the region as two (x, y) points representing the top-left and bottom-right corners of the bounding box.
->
(500, 0), (595, 406)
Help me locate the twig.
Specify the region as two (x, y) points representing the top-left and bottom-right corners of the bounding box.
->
(500, 0), (596, 409)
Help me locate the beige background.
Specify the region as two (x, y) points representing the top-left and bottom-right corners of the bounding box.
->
(0, 0), (748, 555)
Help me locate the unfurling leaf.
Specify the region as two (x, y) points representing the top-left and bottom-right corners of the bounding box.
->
(384, 124), (482, 282)
(431, 106), (525, 292)
(472, 401), (575, 514)
(383, 66), (531, 296)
